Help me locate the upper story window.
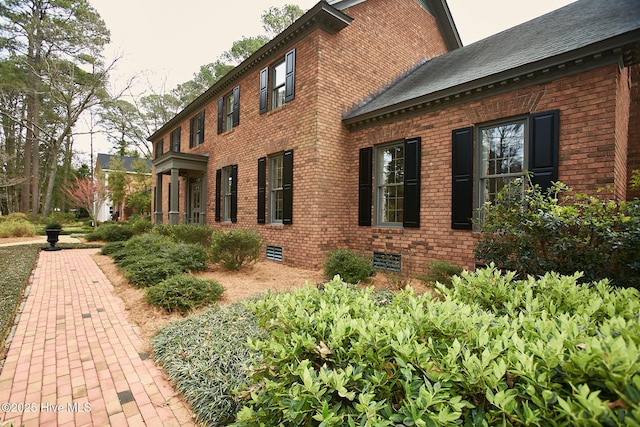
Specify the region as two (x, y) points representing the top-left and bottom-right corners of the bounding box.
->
(169, 127), (181, 152)
(154, 139), (163, 159)
(217, 86), (240, 134)
(189, 110), (205, 148)
(260, 49), (296, 114)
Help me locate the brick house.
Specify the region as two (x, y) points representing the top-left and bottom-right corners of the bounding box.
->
(150, 0), (640, 272)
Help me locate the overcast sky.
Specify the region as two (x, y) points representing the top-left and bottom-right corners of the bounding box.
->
(79, 0), (576, 160)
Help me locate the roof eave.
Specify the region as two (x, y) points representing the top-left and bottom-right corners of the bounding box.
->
(344, 33), (640, 128)
(148, 1), (353, 142)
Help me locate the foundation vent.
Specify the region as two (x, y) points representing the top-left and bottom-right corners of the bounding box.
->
(266, 245), (283, 262)
(373, 252), (402, 272)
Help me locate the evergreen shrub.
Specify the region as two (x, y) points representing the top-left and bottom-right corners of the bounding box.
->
(154, 224), (213, 246)
(209, 229), (262, 271)
(323, 249), (374, 284)
(146, 274), (224, 314)
(235, 270), (640, 426)
(475, 181), (640, 289)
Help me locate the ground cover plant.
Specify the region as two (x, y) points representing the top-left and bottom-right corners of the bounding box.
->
(0, 245), (39, 351)
(152, 303), (265, 426)
(476, 181), (640, 289)
(232, 269), (639, 426)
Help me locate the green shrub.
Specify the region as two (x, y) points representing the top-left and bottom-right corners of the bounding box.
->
(124, 256), (184, 288)
(209, 229), (262, 271)
(146, 274), (224, 314)
(323, 248), (374, 284)
(475, 181), (640, 289)
(84, 223), (134, 242)
(154, 224), (213, 246)
(105, 233), (208, 287)
(0, 220), (36, 238)
(417, 260), (463, 287)
(0, 212), (29, 223)
(165, 243), (208, 272)
(153, 303), (265, 426)
(100, 241), (126, 257)
(127, 217), (153, 235)
(235, 270), (640, 426)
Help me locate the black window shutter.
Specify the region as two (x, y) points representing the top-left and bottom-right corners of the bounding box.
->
(215, 169), (221, 222)
(358, 147), (373, 226)
(403, 137), (421, 228)
(231, 165), (238, 223)
(217, 97), (224, 134)
(199, 110), (205, 144)
(529, 110), (559, 192)
(284, 49), (296, 103)
(259, 67), (268, 114)
(189, 117), (195, 148)
(283, 149), (293, 224)
(452, 127), (474, 230)
(257, 157), (266, 224)
(232, 86), (240, 128)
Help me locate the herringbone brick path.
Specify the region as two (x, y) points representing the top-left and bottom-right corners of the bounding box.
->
(0, 249), (195, 426)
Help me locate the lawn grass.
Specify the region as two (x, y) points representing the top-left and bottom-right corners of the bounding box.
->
(0, 245), (40, 353)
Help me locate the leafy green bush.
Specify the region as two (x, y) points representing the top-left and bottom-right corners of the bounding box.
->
(475, 181), (640, 289)
(235, 270), (640, 426)
(84, 223), (134, 242)
(154, 224), (213, 246)
(0, 220), (36, 237)
(417, 260), (463, 287)
(124, 257), (184, 288)
(209, 229), (262, 271)
(153, 303), (265, 426)
(146, 274), (224, 314)
(323, 249), (374, 284)
(104, 233), (208, 287)
(127, 217), (153, 235)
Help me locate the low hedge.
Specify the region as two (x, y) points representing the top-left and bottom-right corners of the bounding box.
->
(146, 275), (224, 314)
(236, 268), (640, 426)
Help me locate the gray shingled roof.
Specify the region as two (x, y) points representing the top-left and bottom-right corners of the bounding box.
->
(344, 0), (640, 123)
(96, 153), (152, 173)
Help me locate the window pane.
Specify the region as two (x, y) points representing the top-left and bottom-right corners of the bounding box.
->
(481, 123), (524, 177)
(273, 61), (286, 88)
(376, 143), (404, 225)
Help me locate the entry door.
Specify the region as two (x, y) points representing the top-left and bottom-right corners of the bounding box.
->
(190, 181), (201, 224)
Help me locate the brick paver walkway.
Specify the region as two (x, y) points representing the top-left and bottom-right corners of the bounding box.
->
(0, 249), (195, 426)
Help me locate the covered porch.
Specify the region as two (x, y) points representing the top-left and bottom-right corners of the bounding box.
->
(152, 152), (209, 225)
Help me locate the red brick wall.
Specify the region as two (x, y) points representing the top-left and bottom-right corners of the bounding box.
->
(152, 0), (450, 269)
(346, 64), (625, 273)
(628, 64), (640, 200)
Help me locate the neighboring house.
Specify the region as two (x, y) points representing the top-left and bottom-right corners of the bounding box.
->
(149, 0), (640, 273)
(94, 154), (153, 222)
